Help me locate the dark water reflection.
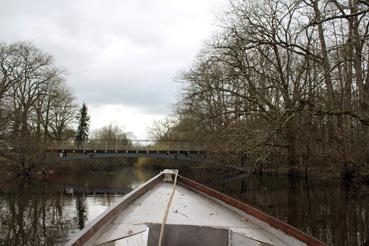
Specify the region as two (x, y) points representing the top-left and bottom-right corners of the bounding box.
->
(0, 167), (156, 245)
(0, 167), (368, 245)
(204, 174), (369, 246)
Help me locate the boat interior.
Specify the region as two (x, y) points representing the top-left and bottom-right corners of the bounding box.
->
(98, 223), (274, 246)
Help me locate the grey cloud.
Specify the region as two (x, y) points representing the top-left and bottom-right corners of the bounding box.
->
(0, 0), (224, 117)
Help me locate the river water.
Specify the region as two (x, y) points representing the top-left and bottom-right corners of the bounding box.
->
(0, 166), (368, 245)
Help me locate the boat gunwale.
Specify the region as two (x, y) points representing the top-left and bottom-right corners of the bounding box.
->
(66, 172), (327, 246)
(177, 175), (328, 246)
(65, 172), (164, 246)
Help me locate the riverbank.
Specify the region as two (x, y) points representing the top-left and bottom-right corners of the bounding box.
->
(0, 155), (243, 186)
(0, 157), (17, 185)
(135, 156), (369, 183)
(1, 155), (368, 186)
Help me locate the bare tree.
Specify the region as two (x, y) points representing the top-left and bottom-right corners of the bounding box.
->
(91, 124), (131, 148)
(0, 41), (77, 175)
(162, 0), (369, 179)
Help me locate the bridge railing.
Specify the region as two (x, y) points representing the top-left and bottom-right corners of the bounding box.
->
(48, 139), (207, 152)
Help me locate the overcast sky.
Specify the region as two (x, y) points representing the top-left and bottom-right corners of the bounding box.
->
(0, 0), (227, 139)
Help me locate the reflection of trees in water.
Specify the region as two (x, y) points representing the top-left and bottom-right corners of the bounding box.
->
(1, 167), (367, 245)
(287, 178), (298, 227)
(0, 166), (157, 245)
(0, 182), (108, 245)
(0, 183), (72, 245)
(75, 193), (87, 229)
(207, 175), (369, 246)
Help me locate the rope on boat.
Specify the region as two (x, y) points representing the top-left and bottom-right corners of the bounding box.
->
(158, 170), (178, 246)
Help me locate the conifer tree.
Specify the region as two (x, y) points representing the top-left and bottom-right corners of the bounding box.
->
(75, 103), (90, 145)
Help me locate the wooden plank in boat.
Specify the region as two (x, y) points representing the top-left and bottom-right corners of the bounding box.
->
(98, 229), (148, 246)
(147, 224), (228, 246)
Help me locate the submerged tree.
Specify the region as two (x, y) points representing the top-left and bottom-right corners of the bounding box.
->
(75, 103), (90, 145)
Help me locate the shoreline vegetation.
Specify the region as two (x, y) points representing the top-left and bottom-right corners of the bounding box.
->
(1, 155), (368, 187)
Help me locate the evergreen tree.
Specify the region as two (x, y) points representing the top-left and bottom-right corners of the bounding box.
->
(75, 103), (90, 145)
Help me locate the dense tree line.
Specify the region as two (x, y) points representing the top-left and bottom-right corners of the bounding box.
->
(0, 41), (77, 173)
(156, 0), (369, 178)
